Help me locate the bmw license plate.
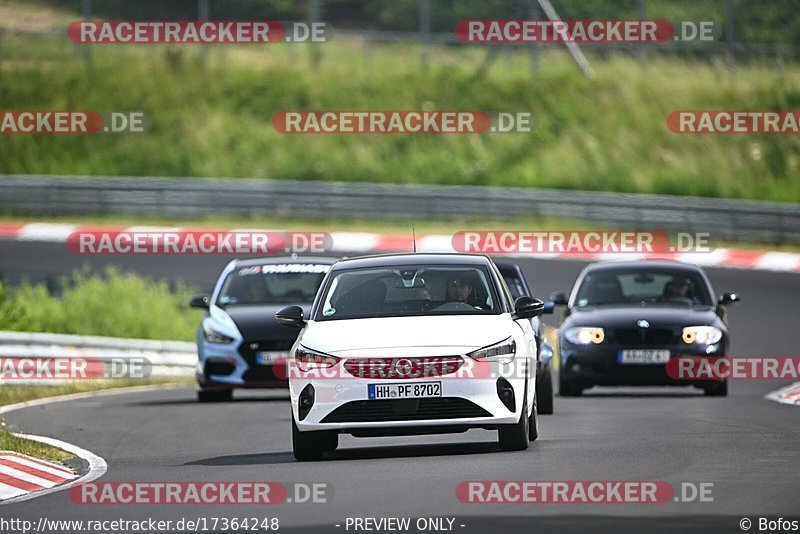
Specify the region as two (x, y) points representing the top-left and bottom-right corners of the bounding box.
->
(618, 349), (671, 364)
(368, 382), (441, 400)
(256, 351), (288, 365)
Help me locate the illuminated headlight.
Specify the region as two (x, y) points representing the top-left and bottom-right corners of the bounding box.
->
(682, 326), (722, 345)
(468, 337), (516, 362)
(203, 324), (234, 344)
(294, 346), (341, 371)
(564, 327), (605, 345)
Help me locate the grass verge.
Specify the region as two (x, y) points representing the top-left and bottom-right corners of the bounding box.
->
(0, 430), (74, 463)
(1, 7), (799, 202)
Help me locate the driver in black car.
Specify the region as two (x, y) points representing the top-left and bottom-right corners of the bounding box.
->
(662, 277), (694, 304)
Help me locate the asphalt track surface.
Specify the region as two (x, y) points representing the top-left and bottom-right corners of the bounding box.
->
(1, 240), (799, 533)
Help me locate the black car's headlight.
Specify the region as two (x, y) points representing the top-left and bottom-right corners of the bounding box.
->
(468, 337), (516, 363)
(682, 326), (722, 345)
(564, 327), (605, 345)
(203, 324), (235, 344)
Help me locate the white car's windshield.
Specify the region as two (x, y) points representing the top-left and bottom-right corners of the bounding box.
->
(316, 265), (500, 320)
(217, 263), (329, 306)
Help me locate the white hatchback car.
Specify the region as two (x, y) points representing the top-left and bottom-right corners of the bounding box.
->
(275, 253), (544, 460)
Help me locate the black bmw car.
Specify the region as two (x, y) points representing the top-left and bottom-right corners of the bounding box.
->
(550, 260), (739, 397)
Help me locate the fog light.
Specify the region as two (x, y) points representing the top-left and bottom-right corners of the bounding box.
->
(496, 377), (516, 412)
(298, 384), (315, 421)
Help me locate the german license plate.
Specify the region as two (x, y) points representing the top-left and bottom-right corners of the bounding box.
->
(368, 382), (442, 399)
(618, 349), (670, 364)
(256, 351), (288, 365)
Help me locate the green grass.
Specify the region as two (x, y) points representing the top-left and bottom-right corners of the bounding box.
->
(0, 267), (202, 341)
(1, 19), (800, 202)
(0, 430), (74, 462)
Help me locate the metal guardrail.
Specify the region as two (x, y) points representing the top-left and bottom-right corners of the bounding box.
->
(0, 331), (195, 380)
(1, 174), (799, 244)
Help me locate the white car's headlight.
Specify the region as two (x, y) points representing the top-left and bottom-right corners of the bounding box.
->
(203, 324), (234, 344)
(294, 345), (341, 371)
(682, 326), (722, 345)
(564, 327), (605, 345)
(468, 337), (516, 362)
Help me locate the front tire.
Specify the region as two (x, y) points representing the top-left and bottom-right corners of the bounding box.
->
(498, 394), (530, 451)
(703, 380), (728, 396)
(529, 394), (539, 441)
(291, 415), (332, 461)
(537, 363), (554, 414)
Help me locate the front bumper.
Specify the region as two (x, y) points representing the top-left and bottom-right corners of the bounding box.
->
(290, 357), (529, 433)
(559, 343), (726, 387)
(196, 338), (290, 389)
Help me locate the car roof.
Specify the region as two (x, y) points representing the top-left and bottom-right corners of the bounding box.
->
(330, 253), (493, 271)
(494, 262), (523, 275)
(582, 260), (704, 273)
(234, 256), (338, 268)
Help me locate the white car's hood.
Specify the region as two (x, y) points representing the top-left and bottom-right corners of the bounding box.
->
(298, 314), (515, 357)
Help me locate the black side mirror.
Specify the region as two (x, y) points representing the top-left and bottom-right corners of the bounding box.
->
(550, 291), (568, 306)
(276, 305), (306, 328)
(718, 292), (740, 305)
(189, 294), (210, 309)
(514, 296), (544, 319)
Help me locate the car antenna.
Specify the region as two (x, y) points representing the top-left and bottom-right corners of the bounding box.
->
(412, 222), (417, 253)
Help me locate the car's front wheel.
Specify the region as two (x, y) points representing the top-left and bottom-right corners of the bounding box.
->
(703, 380), (728, 396)
(537, 363), (554, 414)
(498, 394), (530, 451)
(291, 415), (335, 461)
(529, 394), (539, 441)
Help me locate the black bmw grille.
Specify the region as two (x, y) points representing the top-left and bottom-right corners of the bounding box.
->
(320, 398), (492, 423)
(614, 328), (675, 346)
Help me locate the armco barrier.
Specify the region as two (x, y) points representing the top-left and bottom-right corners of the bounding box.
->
(1, 174), (799, 244)
(0, 331), (196, 380)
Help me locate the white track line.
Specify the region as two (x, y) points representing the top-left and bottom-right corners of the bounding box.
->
(0, 383), (187, 505)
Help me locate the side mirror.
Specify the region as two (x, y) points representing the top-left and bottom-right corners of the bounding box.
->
(514, 296), (544, 319)
(276, 305), (306, 328)
(718, 292), (740, 305)
(550, 291), (568, 306)
(542, 301), (555, 314)
(189, 294), (210, 309)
